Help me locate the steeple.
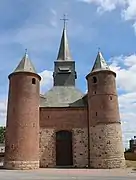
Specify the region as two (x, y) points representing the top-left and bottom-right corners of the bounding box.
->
(53, 15), (77, 86)
(14, 49), (37, 73)
(57, 14), (72, 61)
(91, 50), (110, 73)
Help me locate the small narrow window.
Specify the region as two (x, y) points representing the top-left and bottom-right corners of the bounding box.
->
(110, 96), (112, 100)
(93, 91), (96, 94)
(96, 112), (97, 116)
(33, 123), (35, 127)
(32, 78), (36, 84)
(11, 144), (14, 149)
(92, 76), (97, 83)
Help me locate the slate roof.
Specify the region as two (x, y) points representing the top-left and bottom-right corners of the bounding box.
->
(40, 86), (86, 107)
(91, 51), (110, 73)
(57, 27), (73, 61)
(14, 51), (37, 73)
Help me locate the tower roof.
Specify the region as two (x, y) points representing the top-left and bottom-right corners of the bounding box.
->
(91, 51), (110, 73)
(57, 26), (73, 61)
(14, 50), (37, 73)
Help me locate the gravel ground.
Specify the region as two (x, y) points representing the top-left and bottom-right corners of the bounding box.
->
(0, 168), (136, 180)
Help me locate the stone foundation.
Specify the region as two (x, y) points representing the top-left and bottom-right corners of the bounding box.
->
(39, 128), (55, 168)
(90, 124), (126, 169)
(73, 128), (88, 167)
(4, 161), (39, 170)
(90, 158), (125, 169)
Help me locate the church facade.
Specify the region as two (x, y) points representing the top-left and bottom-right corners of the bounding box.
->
(4, 24), (125, 170)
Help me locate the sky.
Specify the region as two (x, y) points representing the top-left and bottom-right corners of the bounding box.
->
(0, 0), (136, 148)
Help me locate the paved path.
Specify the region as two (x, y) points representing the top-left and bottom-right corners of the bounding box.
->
(0, 168), (136, 180)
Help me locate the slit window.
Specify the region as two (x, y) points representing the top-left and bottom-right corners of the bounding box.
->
(92, 76), (97, 83)
(32, 78), (36, 84)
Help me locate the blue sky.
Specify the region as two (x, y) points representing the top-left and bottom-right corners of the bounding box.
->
(0, 0), (136, 148)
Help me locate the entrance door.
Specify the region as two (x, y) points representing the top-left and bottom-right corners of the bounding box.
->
(56, 130), (73, 166)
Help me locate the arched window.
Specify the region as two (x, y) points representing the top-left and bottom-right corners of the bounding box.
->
(92, 76), (97, 83)
(32, 78), (36, 84)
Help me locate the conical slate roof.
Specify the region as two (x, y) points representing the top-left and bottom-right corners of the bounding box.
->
(14, 51), (37, 73)
(91, 51), (110, 73)
(57, 27), (73, 61)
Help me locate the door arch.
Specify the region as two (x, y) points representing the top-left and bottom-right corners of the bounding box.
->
(56, 130), (73, 166)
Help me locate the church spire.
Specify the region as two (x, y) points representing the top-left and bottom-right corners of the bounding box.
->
(14, 49), (37, 73)
(91, 50), (110, 73)
(57, 14), (73, 61)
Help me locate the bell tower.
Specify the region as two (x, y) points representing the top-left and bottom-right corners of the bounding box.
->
(53, 15), (77, 86)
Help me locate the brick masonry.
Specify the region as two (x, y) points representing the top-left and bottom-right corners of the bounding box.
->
(4, 72), (41, 170)
(39, 127), (88, 168)
(73, 128), (88, 168)
(4, 161), (39, 170)
(89, 124), (125, 168)
(87, 70), (126, 168)
(40, 107), (87, 129)
(39, 128), (55, 168)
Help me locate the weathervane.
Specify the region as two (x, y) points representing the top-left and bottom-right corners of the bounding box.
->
(60, 14), (69, 29)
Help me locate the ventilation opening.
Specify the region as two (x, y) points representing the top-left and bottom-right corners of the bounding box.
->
(92, 76), (97, 83)
(96, 112), (97, 116)
(110, 96), (112, 100)
(32, 78), (36, 84)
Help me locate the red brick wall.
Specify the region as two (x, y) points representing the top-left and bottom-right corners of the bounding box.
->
(40, 107), (88, 129)
(87, 70), (120, 126)
(5, 72), (40, 162)
(86, 70), (125, 168)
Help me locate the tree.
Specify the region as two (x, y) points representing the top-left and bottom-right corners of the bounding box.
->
(0, 126), (6, 143)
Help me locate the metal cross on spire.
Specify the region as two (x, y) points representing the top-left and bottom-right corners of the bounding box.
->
(60, 14), (69, 29)
(98, 47), (101, 52)
(25, 48), (28, 55)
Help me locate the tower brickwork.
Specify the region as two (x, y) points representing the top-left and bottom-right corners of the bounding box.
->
(86, 52), (125, 168)
(4, 52), (41, 170)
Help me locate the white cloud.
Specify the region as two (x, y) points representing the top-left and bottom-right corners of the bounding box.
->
(110, 54), (136, 91)
(39, 70), (53, 93)
(0, 100), (7, 126)
(79, 0), (136, 33)
(121, 0), (136, 20)
(110, 54), (136, 148)
(79, 0), (126, 12)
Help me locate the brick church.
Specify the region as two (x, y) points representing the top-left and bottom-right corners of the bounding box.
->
(4, 21), (125, 170)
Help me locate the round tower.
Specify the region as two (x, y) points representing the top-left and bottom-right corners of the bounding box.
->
(4, 51), (41, 170)
(86, 51), (125, 169)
